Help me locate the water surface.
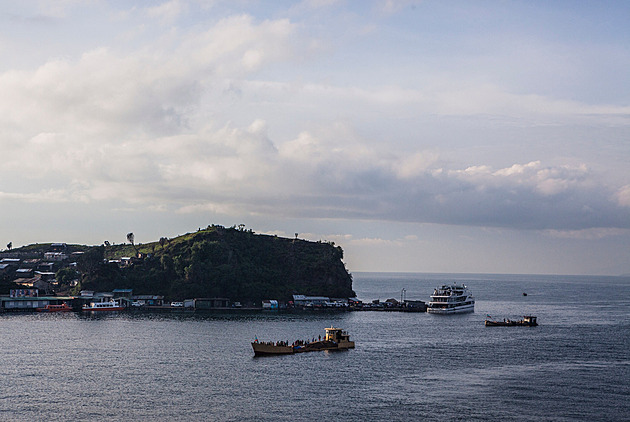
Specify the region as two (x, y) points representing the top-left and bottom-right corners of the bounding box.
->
(1, 273), (628, 421)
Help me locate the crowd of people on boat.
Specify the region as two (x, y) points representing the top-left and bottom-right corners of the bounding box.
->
(253, 336), (323, 347)
(293, 337), (319, 346)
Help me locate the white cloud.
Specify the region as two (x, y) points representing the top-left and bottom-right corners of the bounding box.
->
(544, 228), (630, 240)
(177, 202), (242, 215)
(299, 0), (341, 9)
(37, 0), (88, 19)
(449, 161), (591, 197)
(616, 185), (630, 208)
(393, 152), (439, 179)
(146, 0), (186, 24)
(0, 14), (296, 193)
(350, 237), (403, 246)
(378, 0), (423, 14)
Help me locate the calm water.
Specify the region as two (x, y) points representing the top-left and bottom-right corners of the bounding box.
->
(1, 273), (629, 421)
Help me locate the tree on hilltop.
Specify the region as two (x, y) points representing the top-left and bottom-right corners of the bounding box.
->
(127, 232), (139, 255)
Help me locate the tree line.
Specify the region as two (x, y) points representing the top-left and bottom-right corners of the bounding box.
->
(76, 226), (354, 303)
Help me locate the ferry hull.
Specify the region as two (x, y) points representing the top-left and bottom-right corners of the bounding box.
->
(83, 307), (124, 311)
(82, 300), (124, 312)
(427, 304), (475, 314)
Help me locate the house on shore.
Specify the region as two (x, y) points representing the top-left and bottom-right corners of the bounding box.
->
(0, 289), (73, 311)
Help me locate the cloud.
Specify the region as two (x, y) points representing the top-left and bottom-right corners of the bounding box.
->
(350, 237), (403, 246)
(616, 185), (630, 208)
(544, 228), (630, 240)
(1, 7), (629, 240)
(232, 80), (630, 132)
(0, 13), (295, 175)
(294, 0), (342, 11)
(377, 0), (423, 15)
(2, 102), (629, 233)
(0, 14), (295, 135)
(37, 0), (87, 19)
(146, 0), (187, 24)
(450, 161), (592, 197)
(0, 187), (85, 203)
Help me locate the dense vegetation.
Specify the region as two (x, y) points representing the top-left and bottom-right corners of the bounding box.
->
(76, 225), (354, 303)
(0, 276), (19, 294)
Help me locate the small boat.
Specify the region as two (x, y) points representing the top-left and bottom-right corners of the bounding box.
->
(485, 316), (538, 327)
(82, 300), (124, 312)
(252, 327), (355, 356)
(427, 284), (475, 314)
(37, 303), (73, 312)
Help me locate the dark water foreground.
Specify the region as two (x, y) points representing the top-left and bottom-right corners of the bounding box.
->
(1, 273), (629, 421)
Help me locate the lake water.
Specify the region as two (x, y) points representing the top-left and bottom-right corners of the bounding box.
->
(1, 273), (629, 421)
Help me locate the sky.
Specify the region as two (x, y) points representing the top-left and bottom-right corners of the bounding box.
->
(1, 0), (629, 276)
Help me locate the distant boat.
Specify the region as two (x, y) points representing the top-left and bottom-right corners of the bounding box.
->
(252, 327), (355, 356)
(37, 303), (72, 312)
(427, 284), (475, 314)
(82, 300), (124, 312)
(485, 316), (538, 327)
(522, 292), (528, 296)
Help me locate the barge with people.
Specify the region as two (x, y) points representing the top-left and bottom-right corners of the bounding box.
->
(252, 327), (355, 356)
(485, 315), (538, 327)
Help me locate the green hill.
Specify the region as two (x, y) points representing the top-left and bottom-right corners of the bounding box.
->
(77, 225), (354, 303)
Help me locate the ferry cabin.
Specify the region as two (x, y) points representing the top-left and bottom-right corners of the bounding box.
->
(324, 327), (355, 349)
(523, 316), (537, 325)
(325, 327), (349, 342)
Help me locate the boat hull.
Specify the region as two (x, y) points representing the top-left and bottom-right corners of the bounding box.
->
(37, 304), (73, 312)
(251, 343), (295, 356)
(485, 320), (537, 327)
(252, 341), (355, 356)
(82, 306), (125, 312)
(427, 303), (475, 314)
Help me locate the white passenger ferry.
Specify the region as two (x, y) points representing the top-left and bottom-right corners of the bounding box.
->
(427, 284), (475, 314)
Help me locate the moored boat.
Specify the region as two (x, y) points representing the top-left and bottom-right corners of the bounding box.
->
(252, 327), (355, 356)
(82, 300), (124, 312)
(36, 303), (73, 312)
(485, 315), (538, 327)
(427, 284), (475, 314)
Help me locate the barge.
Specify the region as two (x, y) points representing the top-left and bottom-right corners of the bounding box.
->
(252, 327), (355, 356)
(485, 316), (538, 327)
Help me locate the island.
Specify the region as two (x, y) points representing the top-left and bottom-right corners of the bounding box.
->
(0, 225), (355, 308)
